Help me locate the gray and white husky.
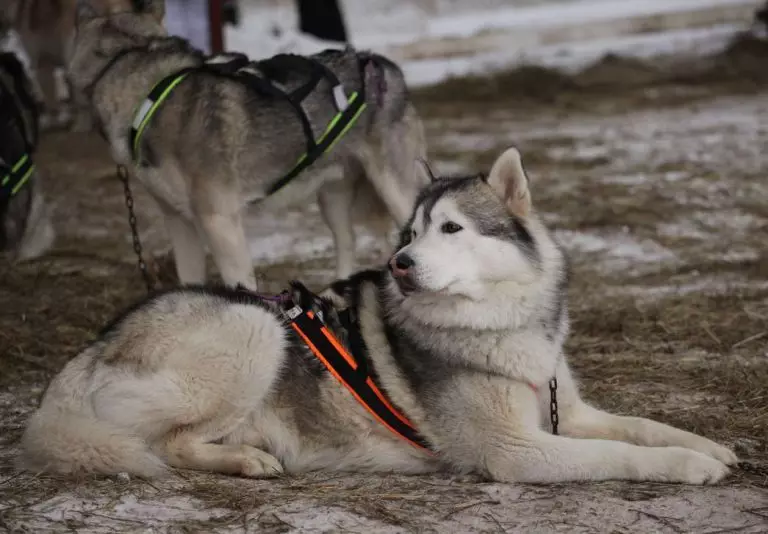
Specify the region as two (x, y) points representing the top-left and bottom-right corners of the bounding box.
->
(20, 148), (737, 484)
(68, 0), (427, 289)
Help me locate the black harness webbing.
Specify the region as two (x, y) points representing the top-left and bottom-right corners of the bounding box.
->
(0, 59), (37, 209)
(280, 294), (432, 452)
(128, 52), (368, 197)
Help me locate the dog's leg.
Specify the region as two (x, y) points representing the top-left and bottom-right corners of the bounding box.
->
(33, 59), (59, 130)
(69, 82), (94, 133)
(554, 364), (738, 466)
(356, 144), (417, 226)
(318, 166), (358, 279)
(164, 435), (283, 478)
(195, 194), (256, 289)
(440, 380), (730, 484)
(163, 211), (207, 284)
(357, 105), (428, 227)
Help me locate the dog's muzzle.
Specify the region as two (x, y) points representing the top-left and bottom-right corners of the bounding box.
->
(389, 253), (419, 295)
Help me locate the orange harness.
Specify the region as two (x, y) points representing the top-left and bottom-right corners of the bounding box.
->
(281, 297), (432, 452)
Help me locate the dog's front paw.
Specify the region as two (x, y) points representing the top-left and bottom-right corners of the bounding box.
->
(663, 447), (730, 485)
(677, 436), (738, 466)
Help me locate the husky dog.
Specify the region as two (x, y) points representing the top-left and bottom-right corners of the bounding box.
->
(0, 52), (55, 261)
(20, 147), (737, 484)
(1, 0), (146, 131)
(68, 0), (428, 289)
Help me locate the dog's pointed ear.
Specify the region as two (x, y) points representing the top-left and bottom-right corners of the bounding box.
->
(486, 147), (532, 218)
(415, 158), (438, 184)
(76, 0), (99, 23)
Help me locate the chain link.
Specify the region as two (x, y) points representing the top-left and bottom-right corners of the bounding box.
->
(549, 377), (559, 435)
(117, 165), (154, 293)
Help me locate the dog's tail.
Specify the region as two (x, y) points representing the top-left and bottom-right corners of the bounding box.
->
(19, 404), (167, 478)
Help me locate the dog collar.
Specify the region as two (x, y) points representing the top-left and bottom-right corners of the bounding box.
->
(0, 154), (34, 205)
(276, 286), (432, 452)
(128, 52), (368, 198)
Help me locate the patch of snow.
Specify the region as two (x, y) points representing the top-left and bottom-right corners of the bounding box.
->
(111, 495), (231, 523)
(256, 501), (400, 533)
(614, 276), (768, 300)
(556, 229), (679, 273)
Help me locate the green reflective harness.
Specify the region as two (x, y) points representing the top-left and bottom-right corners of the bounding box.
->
(0, 67), (36, 208)
(0, 154), (34, 203)
(129, 52), (368, 196)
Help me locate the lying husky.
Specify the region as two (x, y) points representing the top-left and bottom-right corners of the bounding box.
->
(20, 148), (736, 484)
(68, 0), (428, 289)
(0, 51), (54, 261)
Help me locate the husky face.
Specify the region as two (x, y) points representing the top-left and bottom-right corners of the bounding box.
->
(69, 0), (166, 94)
(390, 148), (543, 300)
(386, 148), (566, 331)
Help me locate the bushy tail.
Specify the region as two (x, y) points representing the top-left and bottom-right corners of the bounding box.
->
(19, 406), (167, 478)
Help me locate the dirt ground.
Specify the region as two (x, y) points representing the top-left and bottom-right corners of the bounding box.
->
(1, 35), (768, 533)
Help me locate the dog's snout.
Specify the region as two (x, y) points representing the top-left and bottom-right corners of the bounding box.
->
(389, 253), (415, 277)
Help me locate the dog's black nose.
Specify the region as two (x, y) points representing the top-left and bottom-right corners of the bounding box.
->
(389, 253), (415, 276)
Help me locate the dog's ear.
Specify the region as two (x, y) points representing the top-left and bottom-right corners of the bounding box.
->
(415, 158), (438, 184)
(486, 147), (532, 218)
(76, 0), (99, 23)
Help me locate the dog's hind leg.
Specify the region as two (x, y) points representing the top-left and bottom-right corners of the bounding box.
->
(164, 435), (283, 478)
(318, 163), (359, 279)
(553, 364), (738, 466)
(358, 104), (429, 226)
(163, 210), (207, 284)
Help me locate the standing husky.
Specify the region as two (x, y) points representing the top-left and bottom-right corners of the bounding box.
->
(20, 148), (737, 484)
(0, 52), (54, 261)
(2, 0), (146, 131)
(68, 0), (428, 289)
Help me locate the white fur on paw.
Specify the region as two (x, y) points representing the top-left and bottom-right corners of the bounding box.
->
(666, 448), (730, 485)
(687, 440), (738, 466)
(240, 448), (284, 478)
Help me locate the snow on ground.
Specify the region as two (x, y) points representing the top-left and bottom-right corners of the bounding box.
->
(225, 0), (763, 86)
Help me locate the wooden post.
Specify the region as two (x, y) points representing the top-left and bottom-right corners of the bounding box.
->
(208, 0), (224, 53)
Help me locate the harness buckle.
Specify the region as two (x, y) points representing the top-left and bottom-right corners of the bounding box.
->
(282, 304), (303, 320)
(332, 84), (349, 111)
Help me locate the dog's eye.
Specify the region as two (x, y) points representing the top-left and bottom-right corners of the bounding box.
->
(411, 229), (417, 239)
(441, 222), (463, 234)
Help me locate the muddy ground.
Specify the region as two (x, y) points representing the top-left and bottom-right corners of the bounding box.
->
(1, 35), (768, 533)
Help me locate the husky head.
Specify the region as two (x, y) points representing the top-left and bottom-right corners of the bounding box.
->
(387, 147), (567, 330)
(0, 53), (54, 261)
(69, 0), (167, 95)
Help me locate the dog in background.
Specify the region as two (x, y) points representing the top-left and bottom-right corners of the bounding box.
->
(1, 0), (153, 131)
(67, 0), (428, 289)
(0, 51), (55, 261)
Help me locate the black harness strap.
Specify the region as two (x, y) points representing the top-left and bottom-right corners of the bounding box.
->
(281, 295), (431, 452)
(0, 59), (37, 209)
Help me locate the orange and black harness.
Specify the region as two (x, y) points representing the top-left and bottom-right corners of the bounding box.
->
(272, 286), (432, 452)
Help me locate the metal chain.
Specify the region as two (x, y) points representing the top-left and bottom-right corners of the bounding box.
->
(116, 164), (154, 293)
(549, 377), (559, 435)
